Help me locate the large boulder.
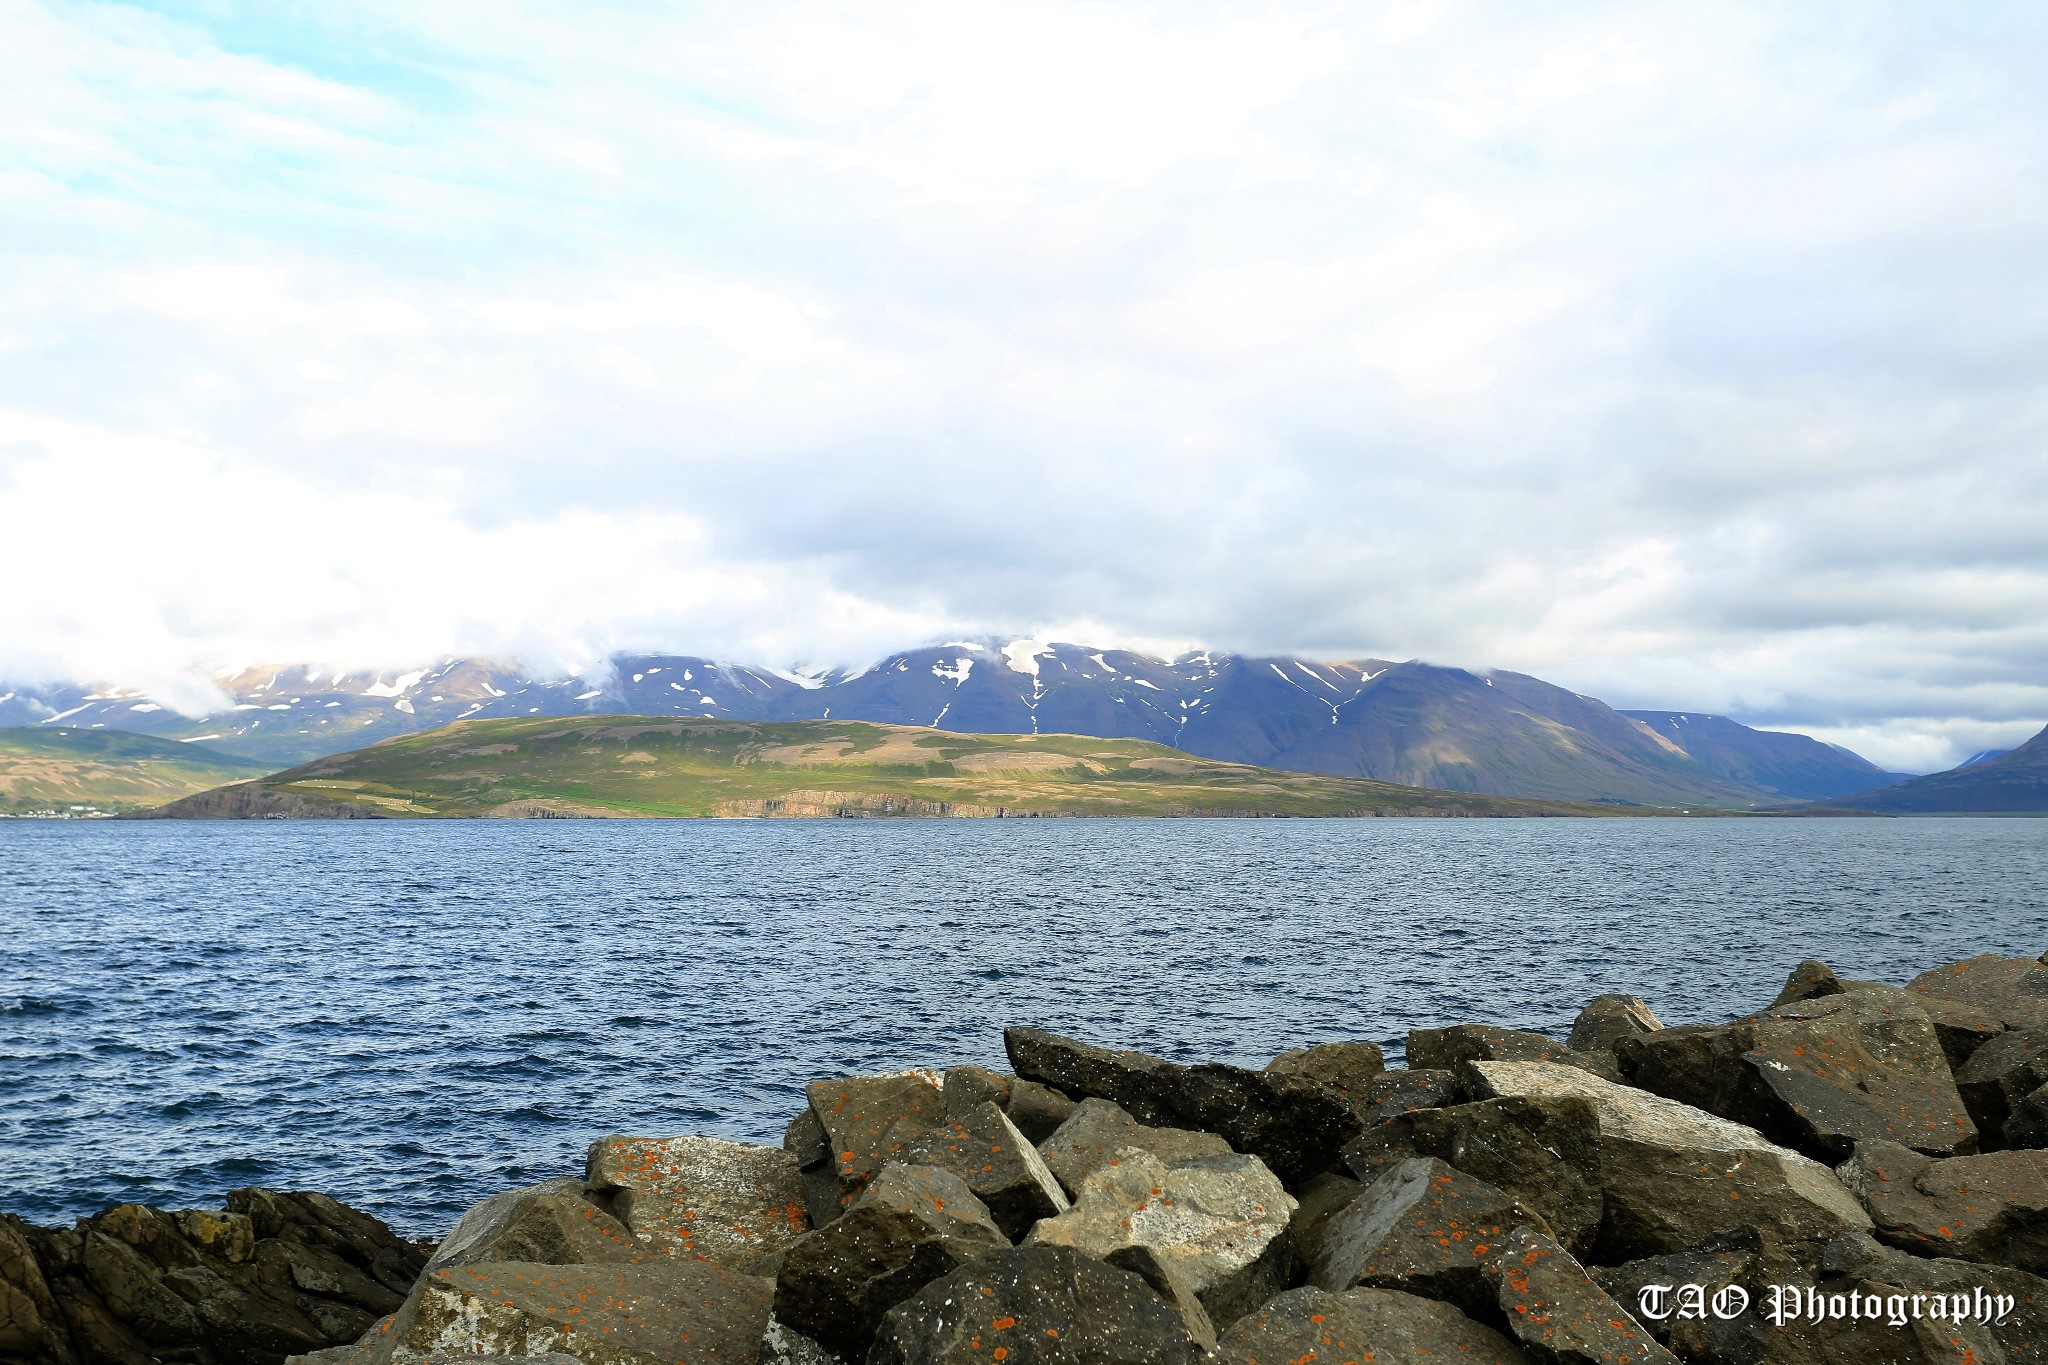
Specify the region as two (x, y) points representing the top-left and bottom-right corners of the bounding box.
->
(893, 1102), (1069, 1241)
(1466, 1061), (1872, 1259)
(2009, 1083), (2048, 1150)
(585, 1133), (809, 1270)
(1003, 1081), (1080, 1145)
(772, 1163), (1008, 1354)
(1955, 1030), (2048, 1149)
(389, 1260), (770, 1365)
(1035, 1099), (1231, 1199)
(868, 1244), (1203, 1365)
(1815, 1228), (2048, 1365)
(1265, 1040), (1387, 1109)
(1101, 1244), (1217, 1353)
(1349, 1067), (1462, 1125)
(19, 1189), (426, 1365)
(1908, 953), (2048, 1028)
(1004, 1027), (1361, 1184)
(1838, 1139), (2048, 1273)
(1410, 1025), (1623, 1083)
(1342, 1095), (1604, 1255)
(1835, 980), (2009, 1071)
(803, 1072), (949, 1216)
(1772, 959), (1848, 1006)
(1568, 995), (1663, 1053)
(784, 1107), (849, 1230)
(425, 1178), (640, 1272)
(1308, 1157), (1555, 1319)
(1210, 1286), (1533, 1365)
(1025, 1147), (1295, 1328)
(1480, 1225), (1677, 1365)
(941, 1065), (1013, 1115)
(1616, 992), (1977, 1160)
(1592, 1227), (1800, 1365)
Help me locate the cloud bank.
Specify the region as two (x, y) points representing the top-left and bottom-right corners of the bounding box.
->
(2, 0), (2044, 769)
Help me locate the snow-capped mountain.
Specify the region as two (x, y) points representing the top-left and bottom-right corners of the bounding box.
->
(0, 639), (1906, 806)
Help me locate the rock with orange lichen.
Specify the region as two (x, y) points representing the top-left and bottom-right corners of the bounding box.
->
(868, 1244), (1203, 1365)
(1024, 1148), (1295, 1330)
(1815, 1229), (2048, 1365)
(1349, 1067), (1462, 1125)
(1907, 953), (2048, 1031)
(1466, 1060), (1871, 1260)
(1209, 1285), (1531, 1365)
(423, 1179), (639, 1273)
(1307, 1157), (1557, 1320)
(1479, 1224), (1677, 1364)
(1342, 1096), (1605, 1255)
(772, 1163), (1008, 1354)
(1838, 1138), (2048, 1273)
(584, 1134), (808, 1270)
(802, 1072), (948, 1215)
(1616, 992), (1978, 1161)
(1034, 1099), (1231, 1201)
(388, 1259), (770, 1365)
(890, 1103), (1068, 1241)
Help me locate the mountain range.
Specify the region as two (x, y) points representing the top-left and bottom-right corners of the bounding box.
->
(0, 640), (1916, 809)
(1822, 724), (2048, 814)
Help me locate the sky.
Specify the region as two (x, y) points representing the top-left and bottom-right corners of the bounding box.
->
(2, 1), (2044, 771)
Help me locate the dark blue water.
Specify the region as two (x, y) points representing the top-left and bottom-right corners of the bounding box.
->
(3, 818), (2043, 1238)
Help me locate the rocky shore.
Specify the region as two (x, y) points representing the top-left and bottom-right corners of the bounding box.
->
(8, 949), (2048, 1365)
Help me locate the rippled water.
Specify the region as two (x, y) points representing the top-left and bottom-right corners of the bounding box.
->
(3, 817), (2043, 1237)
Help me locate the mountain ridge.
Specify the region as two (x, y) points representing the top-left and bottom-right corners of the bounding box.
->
(1, 639), (1907, 808)
(1818, 723), (2048, 814)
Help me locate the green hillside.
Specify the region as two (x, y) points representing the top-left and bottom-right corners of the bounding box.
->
(0, 727), (275, 815)
(134, 716), (1638, 819)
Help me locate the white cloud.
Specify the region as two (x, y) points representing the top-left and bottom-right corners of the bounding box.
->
(1, 0), (2045, 768)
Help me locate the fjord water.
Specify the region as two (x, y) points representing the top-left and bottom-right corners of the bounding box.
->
(3, 818), (2042, 1238)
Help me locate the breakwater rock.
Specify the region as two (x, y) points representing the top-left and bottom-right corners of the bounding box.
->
(9, 950), (2048, 1364)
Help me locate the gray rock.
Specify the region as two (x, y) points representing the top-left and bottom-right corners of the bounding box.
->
(1288, 1171), (1364, 1268)
(426, 1178), (639, 1273)
(2008, 1082), (2048, 1150)
(1309, 1156), (1555, 1319)
(783, 1106), (846, 1228)
(1908, 954), (2048, 1027)
(1351, 1067), (1463, 1124)
(1343, 1095), (1604, 1255)
(1841, 981), (2012, 1073)
(1480, 1224), (1677, 1364)
(868, 1244), (1203, 1365)
(1002, 1080), (1079, 1145)
(1036, 1098), (1232, 1199)
(1771, 959), (1847, 1007)
(1466, 1061), (1871, 1259)
(1212, 1285), (1532, 1365)
(1026, 1147), (1295, 1329)
(1409, 1025), (1624, 1084)
(1591, 1227), (1793, 1365)
(803, 1071), (948, 1216)
(1265, 1040), (1387, 1110)
(390, 1260), (770, 1364)
(585, 1133), (809, 1270)
(772, 1163), (1007, 1353)
(1838, 1138), (2048, 1274)
(1004, 1027), (1361, 1184)
(940, 1065), (1012, 1116)
(894, 1102), (1068, 1241)
(1102, 1244), (1217, 1354)
(759, 1313), (851, 1365)
(1568, 994), (1664, 1052)
(1616, 991), (1977, 1161)
(1956, 1030), (2048, 1149)
(1815, 1229), (2048, 1365)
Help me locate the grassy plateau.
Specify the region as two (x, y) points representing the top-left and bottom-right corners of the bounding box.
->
(0, 727), (275, 814)
(137, 716), (1639, 819)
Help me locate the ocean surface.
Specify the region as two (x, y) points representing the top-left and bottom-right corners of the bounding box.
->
(3, 817), (2043, 1239)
